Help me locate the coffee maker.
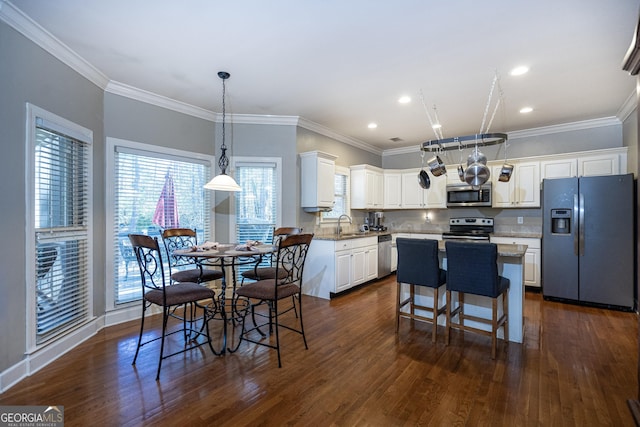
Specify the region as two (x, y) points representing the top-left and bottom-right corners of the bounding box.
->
(367, 211), (387, 231)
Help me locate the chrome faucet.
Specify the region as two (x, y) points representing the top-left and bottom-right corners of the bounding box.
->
(337, 214), (352, 237)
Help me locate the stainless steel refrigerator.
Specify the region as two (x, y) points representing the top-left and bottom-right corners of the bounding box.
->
(542, 174), (635, 309)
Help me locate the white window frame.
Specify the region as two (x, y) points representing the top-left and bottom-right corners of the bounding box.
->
(229, 156), (282, 243)
(104, 137), (215, 316)
(25, 103), (94, 353)
(321, 165), (351, 223)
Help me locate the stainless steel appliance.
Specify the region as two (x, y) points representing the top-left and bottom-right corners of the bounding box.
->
(446, 183), (492, 207)
(542, 174), (634, 309)
(368, 211), (387, 231)
(377, 234), (392, 278)
(442, 217), (493, 241)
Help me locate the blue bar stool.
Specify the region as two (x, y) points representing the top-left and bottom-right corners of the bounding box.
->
(445, 241), (509, 359)
(395, 238), (446, 343)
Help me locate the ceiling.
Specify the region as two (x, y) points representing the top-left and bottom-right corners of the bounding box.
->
(8, 0), (640, 152)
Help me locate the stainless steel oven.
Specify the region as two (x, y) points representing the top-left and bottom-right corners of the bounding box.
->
(446, 183), (492, 208)
(442, 217), (493, 241)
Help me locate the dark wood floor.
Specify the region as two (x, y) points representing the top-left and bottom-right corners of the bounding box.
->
(1, 275), (637, 426)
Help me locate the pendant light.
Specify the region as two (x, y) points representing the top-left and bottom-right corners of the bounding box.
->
(204, 71), (242, 192)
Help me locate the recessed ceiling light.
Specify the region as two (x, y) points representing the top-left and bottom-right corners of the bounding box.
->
(368, 122), (378, 129)
(510, 66), (529, 76)
(432, 124), (442, 129)
(519, 107), (533, 113)
(398, 96), (411, 104)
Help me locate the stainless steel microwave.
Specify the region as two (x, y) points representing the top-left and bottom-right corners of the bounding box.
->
(446, 183), (492, 207)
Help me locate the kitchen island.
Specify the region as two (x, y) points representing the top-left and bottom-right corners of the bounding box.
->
(302, 234), (527, 343)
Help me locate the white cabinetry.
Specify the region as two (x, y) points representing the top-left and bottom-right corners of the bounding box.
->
(351, 165), (384, 209)
(539, 148), (627, 181)
(491, 161), (540, 208)
(303, 237), (379, 299)
(300, 151), (337, 211)
(383, 170), (402, 209)
(578, 153), (620, 176)
(490, 236), (541, 288)
(400, 169), (447, 209)
(334, 237), (378, 292)
(540, 158), (577, 179)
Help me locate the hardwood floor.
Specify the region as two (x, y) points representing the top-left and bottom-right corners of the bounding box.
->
(1, 274), (637, 426)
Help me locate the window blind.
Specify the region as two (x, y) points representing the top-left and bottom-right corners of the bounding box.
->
(113, 150), (211, 304)
(234, 162), (279, 277)
(34, 126), (90, 344)
(322, 173), (348, 220)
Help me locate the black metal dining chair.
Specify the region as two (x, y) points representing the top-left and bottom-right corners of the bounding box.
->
(235, 233), (314, 367)
(395, 238), (447, 342)
(240, 227), (302, 284)
(161, 228), (224, 285)
(129, 234), (219, 380)
(445, 241), (510, 359)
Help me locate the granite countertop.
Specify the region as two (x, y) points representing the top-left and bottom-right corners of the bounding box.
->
(436, 240), (528, 257)
(313, 230), (391, 241)
(313, 229), (540, 242)
(491, 231), (542, 239)
(394, 229), (542, 239)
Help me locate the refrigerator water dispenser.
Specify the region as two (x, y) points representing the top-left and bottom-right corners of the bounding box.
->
(550, 209), (571, 234)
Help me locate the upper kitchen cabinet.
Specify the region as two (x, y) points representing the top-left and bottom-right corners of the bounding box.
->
(539, 148), (627, 180)
(300, 151), (337, 212)
(540, 158), (578, 180)
(401, 168), (447, 209)
(578, 152), (622, 176)
(383, 170), (402, 209)
(491, 161), (540, 208)
(351, 165), (384, 209)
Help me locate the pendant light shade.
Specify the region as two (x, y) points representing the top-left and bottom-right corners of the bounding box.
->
(204, 173), (242, 191)
(204, 71), (241, 192)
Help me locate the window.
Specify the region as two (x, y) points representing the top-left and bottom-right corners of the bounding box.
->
(322, 166), (350, 221)
(27, 104), (93, 348)
(231, 158), (281, 278)
(106, 138), (213, 307)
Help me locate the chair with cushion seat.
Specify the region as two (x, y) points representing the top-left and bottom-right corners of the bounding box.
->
(240, 227), (302, 284)
(129, 234), (219, 380)
(235, 233), (314, 367)
(161, 228), (224, 285)
(445, 241), (510, 359)
(395, 238), (447, 342)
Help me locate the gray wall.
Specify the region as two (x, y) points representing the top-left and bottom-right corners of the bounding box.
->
(0, 22), (104, 371)
(215, 122), (298, 242)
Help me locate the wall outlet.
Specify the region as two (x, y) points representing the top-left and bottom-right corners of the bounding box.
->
(517, 216), (524, 224)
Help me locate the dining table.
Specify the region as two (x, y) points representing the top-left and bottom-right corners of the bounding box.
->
(173, 243), (277, 353)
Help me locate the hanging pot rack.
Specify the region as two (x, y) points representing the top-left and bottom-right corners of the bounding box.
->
(421, 132), (508, 152)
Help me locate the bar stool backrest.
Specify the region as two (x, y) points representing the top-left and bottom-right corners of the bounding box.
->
(445, 241), (501, 298)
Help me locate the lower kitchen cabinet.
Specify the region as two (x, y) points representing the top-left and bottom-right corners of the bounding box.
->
(490, 236), (541, 288)
(303, 236), (378, 299)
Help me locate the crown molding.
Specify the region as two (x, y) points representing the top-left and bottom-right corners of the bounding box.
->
(507, 116), (620, 140)
(105, 80), (216, 121)
(617, 89), (638, 123)
(297, 117), (382, 155)
(0, 0), (109, 89)
(226, 113), (299, 126)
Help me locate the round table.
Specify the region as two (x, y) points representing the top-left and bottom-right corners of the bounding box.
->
(173, 244), (276, 353)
